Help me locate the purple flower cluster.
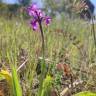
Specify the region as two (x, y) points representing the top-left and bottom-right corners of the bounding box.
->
(27, 4), (51, 30)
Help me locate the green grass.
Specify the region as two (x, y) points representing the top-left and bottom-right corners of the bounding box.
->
(0, 16), (96, 95)
(12, 65), (22, 96)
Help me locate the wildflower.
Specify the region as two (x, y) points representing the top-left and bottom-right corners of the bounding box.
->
(27, 4), (51, 96)
(27, 4), (51, 30)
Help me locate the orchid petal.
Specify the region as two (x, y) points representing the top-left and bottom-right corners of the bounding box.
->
(45, 17), (51, 25)
(30, 20), (38, 31)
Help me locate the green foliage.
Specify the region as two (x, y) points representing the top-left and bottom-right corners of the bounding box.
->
(0, 3), (8, 13)
(8, 4), (19, 13)
(41, 75), (53, 96)
(0, 74), (5, 81)
(74, 91), (96, 96)
(0, 68), (22, 96)
(0, 3), (20, 18)
(12, 65), (22, 96)
(19, 0), (31, 6)
(43, 0), (74, 17)
(54, 72), (62, 90)
(0, 70), (12, 86)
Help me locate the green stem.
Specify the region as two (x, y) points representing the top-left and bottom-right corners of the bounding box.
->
(38, 22), (46, 96)
(39, 22), (45, 58)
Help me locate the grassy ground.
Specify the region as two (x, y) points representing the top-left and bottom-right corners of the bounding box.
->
(0, 16), (96, 96)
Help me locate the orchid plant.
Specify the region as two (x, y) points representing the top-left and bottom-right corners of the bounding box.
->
(27, 4), (51, 96)
(27, 4), (51, 56)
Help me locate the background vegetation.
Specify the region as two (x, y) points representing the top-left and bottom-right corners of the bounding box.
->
(0, 0), (96, 96)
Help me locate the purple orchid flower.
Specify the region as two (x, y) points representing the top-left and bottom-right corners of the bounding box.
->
(27, 4), (51, 95)
(27, 4), (51, 30)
